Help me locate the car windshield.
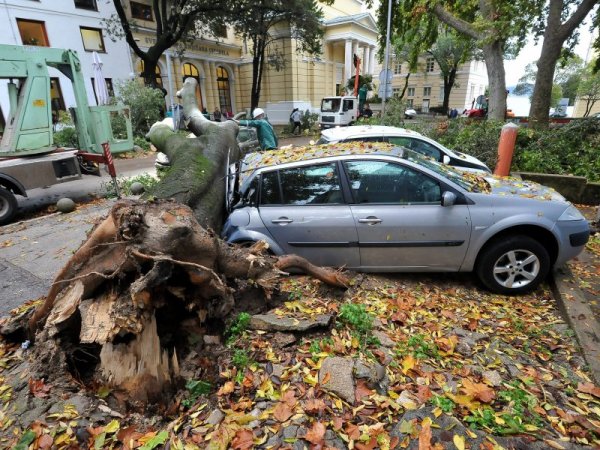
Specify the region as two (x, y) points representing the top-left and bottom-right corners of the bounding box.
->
(321, 98), (341, 112)
(405, 152), (490, 193)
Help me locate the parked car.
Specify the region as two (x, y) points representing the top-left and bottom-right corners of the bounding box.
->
(222, 143), (590, 295)
(316, 125), (490, 173)
(405, 108), (417, 119)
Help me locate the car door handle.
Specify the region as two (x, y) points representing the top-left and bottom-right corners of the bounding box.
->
(358, 217), (382, 225)
(272, 217), (293, 224)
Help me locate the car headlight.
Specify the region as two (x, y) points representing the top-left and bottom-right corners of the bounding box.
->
(558, 205), (585, 221)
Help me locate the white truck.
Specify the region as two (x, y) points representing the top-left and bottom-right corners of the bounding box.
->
(319, 96), (358, 129)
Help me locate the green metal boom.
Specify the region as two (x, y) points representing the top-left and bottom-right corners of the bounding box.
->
(0, 44), (133, 156)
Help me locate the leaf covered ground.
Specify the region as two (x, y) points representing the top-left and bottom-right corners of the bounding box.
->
(1, 268), (600, 450)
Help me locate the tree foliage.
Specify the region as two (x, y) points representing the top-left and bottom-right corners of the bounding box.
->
(228, 0), (331, 110)
(577, 60), (600, 117)
(426, 30), (477, 114)
(526, 0), (597, 127)
(112, 80), (165, 137)
(371, 0), (544, 120)
(103, 0), (227, 89)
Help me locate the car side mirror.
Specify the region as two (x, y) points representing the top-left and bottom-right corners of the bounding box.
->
(441, 191), (457, 207)
(442, 155), (451, 165)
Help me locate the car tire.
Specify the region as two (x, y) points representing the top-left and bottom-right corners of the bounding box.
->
(476, 235), (550, 295)
(0, 187), (18, 226)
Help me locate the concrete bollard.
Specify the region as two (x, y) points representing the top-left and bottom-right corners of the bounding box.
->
(493, 122), (519, 176)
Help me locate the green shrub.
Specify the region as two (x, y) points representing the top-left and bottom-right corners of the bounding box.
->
(113, 79), (165, 137)
(102, 172), (159, 198)
(53, 126), (79, 148)
(409, 118), (600, 182)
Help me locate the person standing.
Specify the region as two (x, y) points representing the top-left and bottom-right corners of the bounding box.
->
(236, 108), (278, 150)
(291, 108), (302, 135)
(213, 107), (222, 122)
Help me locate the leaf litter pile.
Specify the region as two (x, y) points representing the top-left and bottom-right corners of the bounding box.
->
(1, 270), (600, 450)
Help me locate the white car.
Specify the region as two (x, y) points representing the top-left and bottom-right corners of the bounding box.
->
(316, 125), (490, 173)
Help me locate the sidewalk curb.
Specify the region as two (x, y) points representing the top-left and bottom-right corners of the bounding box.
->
(550, 263), (600, 384)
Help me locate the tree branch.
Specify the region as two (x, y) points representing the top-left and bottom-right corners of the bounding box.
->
(432, 4), (482, 40)
(112, 0), (145, 59)
(558, 0), (597, 42)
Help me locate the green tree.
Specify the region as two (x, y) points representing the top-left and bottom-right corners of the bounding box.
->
(527, 0), (597, 127)
(577, 61), (600, 116)
(114, 79), (165, 136)
(426, 30), (476, 114)
(373, 0), (544, 120)
(103, 0), (227, 89)
(229, 0), (330, 110)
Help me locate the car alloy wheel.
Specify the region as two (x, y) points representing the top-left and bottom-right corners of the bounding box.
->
(476, 235), (550, 295)
(492, 249), (540, 289)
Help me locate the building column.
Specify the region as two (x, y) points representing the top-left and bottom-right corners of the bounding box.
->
(344, 39), (353, 83)
(363, 47), (369, 75)
(202, 61), (213, 110)
(369, 46), (376, 76)
(209, 62), (219, 110)
(234, 64), (243, 113)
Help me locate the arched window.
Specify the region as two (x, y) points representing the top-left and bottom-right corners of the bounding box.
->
(137, 60), (162, 87)
(183, 62), (203, 109)
(216, 66), (232, 114)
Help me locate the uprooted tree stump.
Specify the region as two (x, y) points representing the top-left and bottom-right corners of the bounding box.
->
(25, 200), (348, 403)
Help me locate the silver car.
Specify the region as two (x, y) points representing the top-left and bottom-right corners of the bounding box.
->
(222, 143), (590, 295)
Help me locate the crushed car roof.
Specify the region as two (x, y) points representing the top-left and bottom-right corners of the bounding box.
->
(238, 142), (408, 184)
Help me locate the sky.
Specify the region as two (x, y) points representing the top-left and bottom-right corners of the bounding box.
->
(504, 26), (597, 87)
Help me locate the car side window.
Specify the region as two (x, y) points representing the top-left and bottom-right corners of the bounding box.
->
(343, 160), (441, 205)
(260, 171), (281, 205)
(388, 137), (442, 161)
(261, 163), (342, 206)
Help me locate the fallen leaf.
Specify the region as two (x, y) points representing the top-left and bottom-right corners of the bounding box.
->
(332, 416), (343, 430)
(322, 371), (331, 385)
(28, 378), (51, 398)
(303, 398), (326, 414)
(418, 417), (432, 450)
(461, 379), (495, 403)
(273, 402), (294, 422)
(305, 421), (326, 445)
(355, 379), (373, 402)
(231, 429), (254, 450)
(217, 381), (235, 396)
(345, 423), (360, 440)
(453, 434), (465, 450)
(577, 382), (600, 398)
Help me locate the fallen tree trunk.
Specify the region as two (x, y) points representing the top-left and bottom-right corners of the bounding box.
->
(26, 201), (347, 402)
(144, 77), (241, 231)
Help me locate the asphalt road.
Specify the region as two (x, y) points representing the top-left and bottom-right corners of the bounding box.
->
(1, 155), (156, 317)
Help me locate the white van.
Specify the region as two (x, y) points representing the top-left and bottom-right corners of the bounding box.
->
(319, 96), (358, 129)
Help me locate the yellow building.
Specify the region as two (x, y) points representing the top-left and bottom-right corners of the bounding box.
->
(380, 56), (488, 113)
(127, 0), (379, 124)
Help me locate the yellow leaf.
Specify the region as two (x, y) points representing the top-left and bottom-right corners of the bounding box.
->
(433, 407), (443, 418)
(453, 434), (465, 450)
(402, 355), (415, 375)
(465, 429), (478, 439)
(494, 415), (505, 425)
(104, 419), (120, 434)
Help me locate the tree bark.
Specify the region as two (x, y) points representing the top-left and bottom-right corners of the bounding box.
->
(144, 77), (241, 231)
(482, 42), (507, 120)
(528, 0), (597, 128)
(25, 200), (348, 401)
